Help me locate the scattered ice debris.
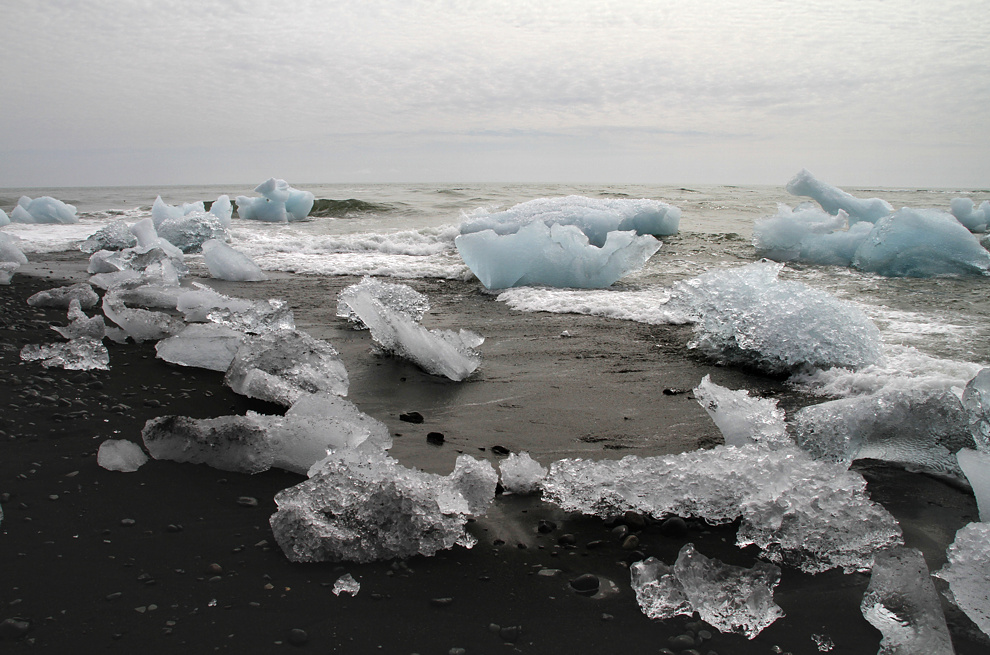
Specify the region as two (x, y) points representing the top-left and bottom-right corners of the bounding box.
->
(155, 323), (246, 372)
(87, 244), (186, 284)
(20, 338), (109, 371)
(785, 169), (892, 224)
(176, 284), (255, 322)
(332, 573), (360, 597)
(962, 368), (990, 452)
(542, 443), (902, 574)
(693, 375), (789, 448)
(236, 178), (315, 222)
(80, 219), (138, 253)
(0, 232), (29, 265)
(950, 197), (990, 233)
(9, 195), (78, 224)
(270, 450), (497, 563)
(207, 297), (295, 334)
(97, 439), (149, 472)
(102, 289), (184, 343)
(52, 299), (106, 340)
(27, 283), (99, 309)
(956, 449), (990, 522)
(158, 212), (230, 253)
(341, 282), (482, 381)
(630, 544), (784, 639)
(201, 239), (267, 281)
(668, 261), (884, 374)
(336, 276), (430, 328)
(860, 546), (955, 655)
(456, 220), (661, 289)
(499, 452), (547, 494)
(792, 388), (972, 481)
(936, 522), (990, 638)
(142, 415), (274, 474)
(225, 329), (348, 406)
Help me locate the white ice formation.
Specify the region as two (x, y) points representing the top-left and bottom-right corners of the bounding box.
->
(20, 338), (109, 371)
(630, 544), (784, 639)
(0, 207), (8, 226)
(786, 170), (892, 224)
(102, 289), (184, 343)
(97, 439), (149, 472)
(270, 450), (497, 563)
(201, 239), (267, 281)
(0, 232), (29, 265)
(235, 178), (315, 222)
(175, 284), (255, 322)
(157, 211), (230, 253)
(950, 197), (990, 233)
(81, 220), (138, 253)
(936, 522), (990, 638)
(860, 546), (955, 655)
(962, 368), (990, 452)
(332, 573), (361, 597)
(956, 449), (990, 522)
(206, 297), (295, 334)
(498, 452), (548, 494)
(693, 375), (789, 448)
(143, 415), (274, 474)
(27, 283), (99, 309)
(155, 323), (246, 372)
(668, 262), (884, 374)
(9, 195), (78, 224)
(52, 300), (107, 340)
(336, 276), (430, 328)
(340, 282), (482, 381)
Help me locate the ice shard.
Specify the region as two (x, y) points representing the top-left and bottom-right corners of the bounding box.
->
(20, 338), (110, 371)
(142, 415), (275, 474)
(936, 522), (990, 638)
(201, 239), (267, 282)
(693, 375), (789, 448)
(102, 291), (184, 343)
(52, 299), (106, 340)
(0, 232), (29, 266)
(235, 178), (315, 222)
(786, 169), (892, 224)
(336, 276), (430, 328)
(956, 449), (990, 522)
(80, 219), (138, 253)
(157, 212), (230, 253)
(499, 452), (548, 494)
(962, 368), (990, 452)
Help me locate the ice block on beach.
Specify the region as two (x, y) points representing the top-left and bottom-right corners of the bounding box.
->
(0, 232), (29, 265)
(142, 415), (274, 474)
(81, 220), (138, 253)
(693, 375), (789, 448)
(498, 452), (547, 494)
(102, 290), (184, 343)
(155, 323), (246, 372)
(52, 299), (106, 340)
(202, 239), (267, 282)
(336, 276), (430, 327)
(26, 283), (99, 309)
(97, 439), (149, 472)
(20, 337), (110, 371)
(962, 368), (990, 452)
(936, 522), (990, 638)
(158, 212), (230, 253)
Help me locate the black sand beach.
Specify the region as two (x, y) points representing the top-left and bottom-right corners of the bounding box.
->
(1, 252), (987, 654)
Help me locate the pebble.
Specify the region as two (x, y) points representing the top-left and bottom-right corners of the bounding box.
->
(430, 597), (454, 607)
(668, 633), (695, 649)
(611, 525), (629, 540)
(0, 618), (30, 640)
(426, 432), (445, 445)
(569, 573), (600, 594)
(537, 519), (556, 534)
(499, 625), (522, 642)
(287, 628), (308, 646)
(621, 535), (640, 550)
(207, 563), (223, 574)
(120, 518), (136, 527)
(237, 496), (259, 507)
(557, 533), (577, 546)
(398, 412), (424, 423)
(490, 445), (510, 455)
(660, 517), (688, 538)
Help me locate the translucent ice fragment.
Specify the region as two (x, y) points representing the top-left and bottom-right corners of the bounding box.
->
(499, 452), (548, 494)
(207, 298), (295, 334)
(97, 439), (149, 472)
(155, 323), (246, 372)
(949, 197), (990, 233)
(0, 262), (18, 285)
(236, 178), (314, 222)
(629, 556), (693, 620)
(956, 449), (990, 522)
(176, 284), (257, 323)
(693, 375), (789, 448)
(332, 573), (360, 597)
(20, 338), (109, 371)
(962, 368), (990, 452)
(9, 195), (78, 224)
(158, 212), (230, 253)
(142, 415), (274, 474)
(81, 219), (138, 253)
(936, 522), (990, 638)
(202, 239), (267, 281)
(102, 291), (184, 343)
(753, 203), (873, 267)
(786, 169), (892, 224)
(336, 276), (429, 328)
(0, 232), (29, 265)
(52, 299), (106, 340)
(27, 283), (99, 309)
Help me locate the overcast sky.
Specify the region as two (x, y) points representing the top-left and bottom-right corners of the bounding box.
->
(2, 0), (987, 188)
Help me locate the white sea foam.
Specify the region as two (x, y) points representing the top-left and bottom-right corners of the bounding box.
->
(496, 286), (686, 324)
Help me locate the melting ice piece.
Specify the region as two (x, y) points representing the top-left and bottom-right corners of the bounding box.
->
(669, 261), (884, 374)
(207, 298), (295, 334)
(102, 291), (184, 343)
(235, 178), (315, 222)
(10, 195), (78, 224)
(753, 204), (873, 267)
(631, 544), (784, 639)
(151, 196), (206, 226)
(270, 450), (497, 563)
(950, 198), (990, 233)
(158, 212), (230, 253)
(786, 170), (892, 224)
(956, 449), (990, 522)
(336, 276), (430, 328)
(456, 220), (661, 289)
(129, 217), (186, 261)
(861, 546), (955, 655)
(97, 439), (149, 472)
(108, 282), (183, 310)
(20, 338), (110, 371)
(542, 443), (902, 574)
(81, 220), (138, 253)
(0, 232), (29, 265)
(155, 323), (246, 372)
(332, 573), (360, 597)
(52, 299), (106, 340)
(693, 375), (789, 448)
(225, 329), (348, 406)
(201, 239), (267, 282)
(853, 208), (990, 277)
(342, 285), (482, 381)
(0, 262), (19, 285)
(0, 207), (8, 226)
(176, 284), (256, 323)
(142, 415), (274, 474)
(89, 243), (187, 281)
(962, 368), (990, 452)
(936, 522), (990, 638)
(792, 388), (972, 480)
(27, 283), (99, 309)
(499, 452), (548, 494)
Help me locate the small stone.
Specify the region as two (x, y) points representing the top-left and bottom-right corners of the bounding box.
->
(668, 634), (696, 649)
(499, 625), (522, 642)
(399, 412), (424, 424)
(426, 432), (445, 446)
(430, 597), (454, 607)
(120, 518), (136, 527)
(557, 534), (577, 546)
(659, 517), (687, 538)
(569, 573), (600, 594)
(490, 445), (510, 456)
(537, 519), (557, 534)
(621, 534), (640, 550)
(622, 511), (646, 529)
(105, 590), (123, 601)
(237, 496), (259, 507)
(611, 525), (629, 540)
(0, 618), (30, 640)
(287, 628), (308, 646)
(207, 563), (223, 574)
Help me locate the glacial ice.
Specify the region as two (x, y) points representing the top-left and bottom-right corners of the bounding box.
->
(27, 283), (99, 309)
(270, 450), (497, 563)
(786, 169), (892, 224)
(157, 212), (230, 253)
(10, 195), (79, 224)
(20, 338), (110, 371)
(792, 388), (972, 480)
(108, 282), (183, 310)
(206, 297), (295, 334)
(81, 220), (137, 253)
(155, 323), (246, 372)
(88, 243), (187, 283)
(332, 573), (361, 597)
(142, 415), (275, 474)
(176, 284), (256, 323)
(498, 452), (548, 494)
(341, 284), (482, 380)
(235, 178), (315, 222)
(151, 196), (203, 226)
(224, 329), (348, 406)
(455, 220), (661, 289)
(962, 368), (990, 452)
(0, 262), (18, 285)
(950, 197), (990, 233)
(336, 276), (430, 328)
(956, 449), (990, 522)
(668, 261), (884, 374)
(52, 300), (106, 340)
(541, 443), (902, 573)
(130, 218), (186, 261)
(852, 208), (990, 278)
(693, 375), (789, 448)
(860, 546), (955, 655)
(0, 232), (29, 265)
(753, 204), (874, 267)
(97, 439), (149, 472)
(202, 239), (267, 281)
(936, 522), (990, 638)
(0, 207), (8, 226)
(102, 290), (184, 343)
(630, 544), (784, 639)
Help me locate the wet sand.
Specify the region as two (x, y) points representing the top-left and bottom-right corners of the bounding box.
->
(1, 252), (987, 653)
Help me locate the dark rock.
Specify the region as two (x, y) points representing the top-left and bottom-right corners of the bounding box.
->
(490, 445), (510, 455)
(426, 432), (445, 446)
(537, 519), (557, 534)
(399, 412), (424, 424)
(430, 597), (454, 607)
(660, 517), (688, 538)
(0, 618), (30, 640)
(569, 573), (600, 594)
(237, 496), (259, 507)
(557, 533), (577, 546)
(621, 535), (640, 550)
(622, 511), (647, 529)
(499, 625), (522, 642)
(611, 525), (629, 540)
(668, 633), (696, 649)
(287, 628), (308, 646)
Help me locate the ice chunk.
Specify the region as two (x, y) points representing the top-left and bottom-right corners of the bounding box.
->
(950, 197), (990, 233)
(235, 178), (314, 222)
(155, 323), (246, 372)
(669, 261), (884, 374)
(176, 284), (256, 323)
(753, 204), (874, 266)
(542, 443), (902, 573)
(20, 338), (109, 370)
(142, 415), (274, 474)
(89, 244), (186, 281)
(0, 207), (8, 226)
(860, 546), (955, 655)
(793, 388), (972, 480)
(225, 329), (348, 406)
(97, 439), (149, 472)
(332, 573), (360, 597)
(201, 239), (267, 281)
(80, 220), (138, 253)
(693, 375), (789, 448)
(455, 221), (661, 289)
(102, 290), (184, 343)
(108, 282), (182, 310)
(336, 276), (429, 328)
(208, 195), (233, 227)
(631, 544), (784, 639)
(957, 449), (990, 522)
(150, 196), (208, 227)
(342, 284), (482, 380)
(27, 283), (99, 309)
(499, 452), (548, 494)
(786, 169), (892, 224)
(270, 450), (496, 563)
(206, 297), (295, 334)
(157, 212), (230, 253)
(853, 208), (990, 277)
(962, 368), (990, 452)
(0, 232), (29, 265)
(936, 522), (990, 638)
(9, 195), (78, 224)
(52, 299), (106, 340)
(285, 392), (391, 452)
(0, 262), (19, 285)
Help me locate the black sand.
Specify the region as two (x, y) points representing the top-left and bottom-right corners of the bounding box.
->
(1, 252), (987, 653)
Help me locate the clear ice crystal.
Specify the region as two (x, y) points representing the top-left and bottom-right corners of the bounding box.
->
(206, 298), (295, 334)
(20, 337), (110, 371)
(80, 220), (138, 253)
(0, 232), (29, 265)
(157, 212), (230, 253)
(155, 323), (246, 372)
(962, 368), (990, 452)
(176, 284), (256, 323)
(27, 283), (99, 309)
(52, 299), (106, 340)
(332, 573), (360, 597)
(935, 521), (990, 638)
(142, 415), (275, 474)
(102, 290), (184, 343)
(956, 449), (990, 522)
(498, 452), (548, 494)
(693, 375), (789, 448)
(201, 239), (267, 281)
(336, 276), (430, 328)
(97, 439), (149, 472)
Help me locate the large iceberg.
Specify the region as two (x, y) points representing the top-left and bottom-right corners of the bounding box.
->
(201, 239), (267, 281)
(270, 450), (497, 563)
(235, 178), (315, 222)
(936, 522), (990, 638)
(950, 197), (990, 233)
(786, 169), (892, 224)
(9, 195), (78, 224)
(668, 262), (884, 374)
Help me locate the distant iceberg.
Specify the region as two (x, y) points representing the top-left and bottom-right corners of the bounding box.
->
(236, 178), (315, 222)
(9, 195), (78, 224)
(785, 169), (892, 224)
(950, 197), (990, 233)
